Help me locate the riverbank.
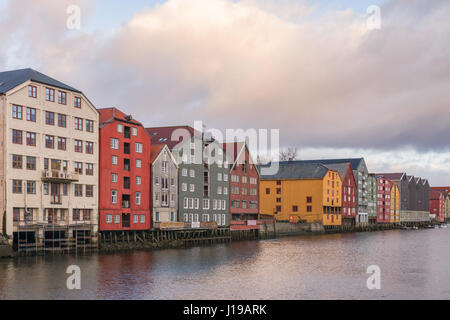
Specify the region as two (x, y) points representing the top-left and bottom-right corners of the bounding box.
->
(1, 221), (444, 258)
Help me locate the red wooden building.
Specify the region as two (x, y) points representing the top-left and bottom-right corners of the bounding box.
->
(223, 142), (260, 231)
(376, 176), (392, 223)
(429, 190), (445, 222)
(98, 108), (151, 231)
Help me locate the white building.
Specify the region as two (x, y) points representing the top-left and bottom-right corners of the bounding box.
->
(0, 68), (99, 251)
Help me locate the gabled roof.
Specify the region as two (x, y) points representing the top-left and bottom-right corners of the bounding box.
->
(279, 158), (364, 171)
(98, 107), (142, 127)
(222, 141), (260, 176)
(145, 126), (202, 150)
(431, 187), (450, 196)
(259, 162), (330, 180)
(321, 162), (352, 181)
(0, 68), (81, 94)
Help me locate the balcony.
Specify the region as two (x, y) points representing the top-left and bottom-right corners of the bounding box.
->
(42, 170), (79, 182)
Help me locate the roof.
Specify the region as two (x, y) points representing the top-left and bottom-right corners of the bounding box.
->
(98, 107), (142, 127)
(374, 173), (406, 181)
(431, 187), (450, 196)
(0, 68), (81, 94)
(150, 144), (166, 164)
(145, 126), (202, 150)
(259, 162), (330, 180)
(321, 163), (352, 181)
(279, 158), (364, 171)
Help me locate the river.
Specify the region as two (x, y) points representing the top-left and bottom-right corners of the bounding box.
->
(0, 228), (449, 300)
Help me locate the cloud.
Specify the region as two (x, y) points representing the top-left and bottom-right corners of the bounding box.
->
(0, 0), (449, 184)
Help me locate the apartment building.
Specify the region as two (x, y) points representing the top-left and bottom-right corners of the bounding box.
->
(431, 187), (450, 222)
(146, 126), (230, 228)
(223, 142), (260, 230)
(150, 144), (178, 224)
(375, 176), (392, 223)
(0, 68), (99, 249)
(98, 108), (151, 231)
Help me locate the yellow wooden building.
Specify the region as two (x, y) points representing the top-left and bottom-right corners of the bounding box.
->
(259, 162), (342, 226)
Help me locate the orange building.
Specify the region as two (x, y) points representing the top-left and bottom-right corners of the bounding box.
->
(259, 162), (342, 226)
(390, 184), (400, 223)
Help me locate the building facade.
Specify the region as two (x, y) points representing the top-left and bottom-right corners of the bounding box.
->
(98, 108), (151, 231)
(367, 173), (377, 224)
(375, 176), (392, 223)
(150, 144), (178, 224)
(0, 68), (99, 249)
(146, 126), (230, 227)
(431, 187), (450, 222)
(429, 190), (445, 222)
(223, 142), (260, 231)
(259, 162), (342, 226)
(390, 184), (400, 223)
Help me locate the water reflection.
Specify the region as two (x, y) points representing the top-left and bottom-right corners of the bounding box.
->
(0, 229), (449, 300)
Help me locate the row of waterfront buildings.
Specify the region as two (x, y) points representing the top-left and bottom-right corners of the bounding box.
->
(0, 68), (448, 249)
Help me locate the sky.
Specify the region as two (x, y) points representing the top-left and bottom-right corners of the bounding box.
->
(0, 0), (449, 185)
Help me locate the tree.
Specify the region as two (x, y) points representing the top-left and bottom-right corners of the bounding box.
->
(279, 147), (298, 161)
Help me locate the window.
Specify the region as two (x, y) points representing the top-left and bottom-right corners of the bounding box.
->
(74, 162), (83, 174)
(183, 198), (189, 209)
(224, 187), (228, 195)
(74, 140), (83, 153)
(26, 107), (36, 122)
(13, 180), (22, 193)
(224, 174), (228, 182)
(46, 88), (55, 102)
(72, 209), (81, 221)
(133, 215), (139, 224)
(45, 135), (54, 149)
(218, 173), (222, 181)
(110, 138), (119, 150)
(45, 111), (54, 125)
(43, 183), (49, 195)
(136, 176), (142, 185)
(85, 163), (94, 175)
(12, 130), (22, 144)
(307, 206), (312, 212)
(182, 183), (187, 192)
(112, 156), (118, 165)
(58, 91), (67, 105)
(136, 159), (142, 168)
(86, 141), (94, 154)
(276, 205), (281, 212)
(217, 186), (222, 194)
(86, 120), (94, 133)
(74, 96), (81, 108)
(106, 215), (113, 223)
(27, 181), (36, 194)
(27, 132), (36, 147)
(203, 199), (210, 210)
(57, 137), (66, 150)
(75, 117), (83, 130)
(135, 143), (143, 153)
(114, 214), (120, 224)
(182, 169), (187, 177)
(112, 173), (118, 183)
(132, 127), (138, 136)
(58, 114), (67, 127)
(111, 190), (118, 204)
(117, 124), (123, 133)
(12, 105), (23, 119)
(307, 197), (312, 203)
(190, 184), (195, 192)
(12, 155), (22, 169)
(140, 215), (145, 223)
(28, 85), (37, 98)
(293, 206), (298, 212)
(74, 184), (83, 197)
(136, 192), (141, 206)
(26, 156), (36, 170)
(86, 185), (94, 197)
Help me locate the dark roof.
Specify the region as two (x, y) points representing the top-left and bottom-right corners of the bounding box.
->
(321, 163), (351, 181)
(259, 162), (329, 180)
(279, 158), (364, 171)
(0, 68), (81, 94)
